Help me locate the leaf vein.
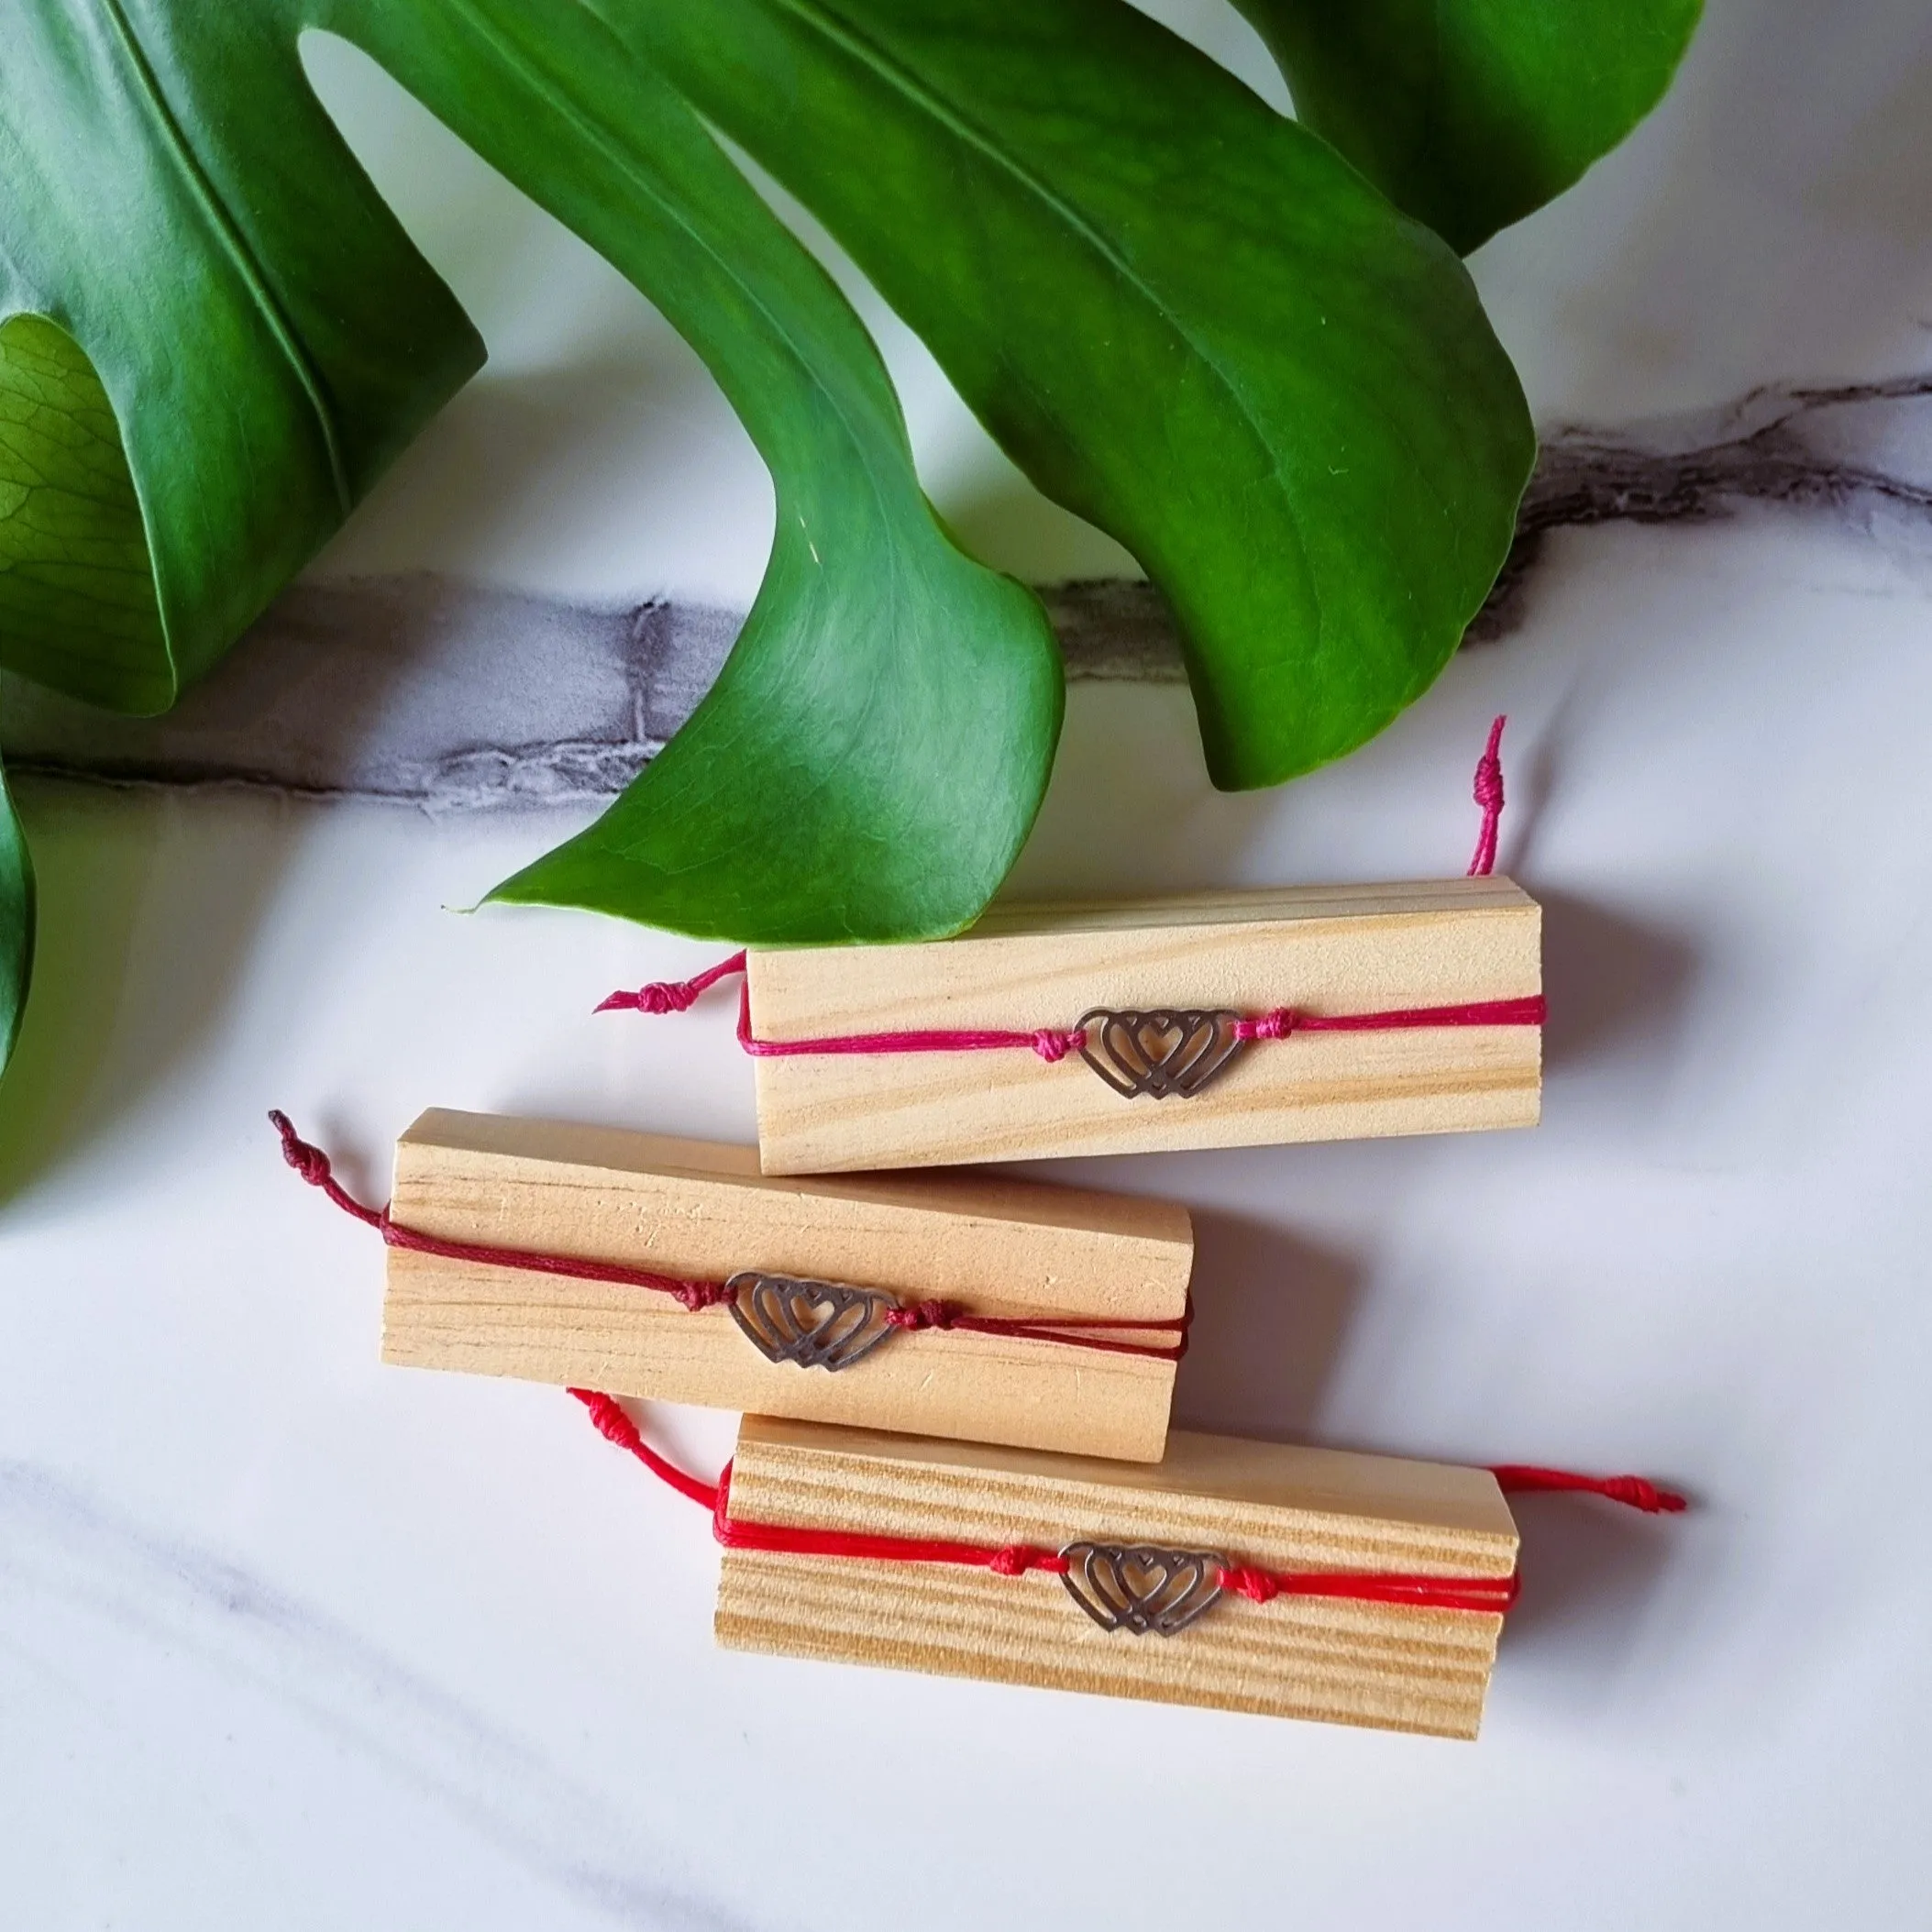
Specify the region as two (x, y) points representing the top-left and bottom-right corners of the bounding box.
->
(91, 0), (351, 516)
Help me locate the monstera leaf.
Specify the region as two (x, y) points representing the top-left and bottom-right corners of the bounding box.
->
(0, 0), (1695, 1074)
(1235, 0), (1705, 255)
(626, 0), (1533, 795)
(0, 313), (169, 711)
(0, 0), (1063, 954)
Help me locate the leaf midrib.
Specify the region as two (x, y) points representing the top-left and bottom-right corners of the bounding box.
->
(782, 0), (1489, 642)
(771, 0), (1291, 504)
(93, 0), (352, 522)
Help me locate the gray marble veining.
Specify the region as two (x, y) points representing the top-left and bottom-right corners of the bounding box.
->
(5, 372), (1928, 807)
(0, 1461), (745, 1929)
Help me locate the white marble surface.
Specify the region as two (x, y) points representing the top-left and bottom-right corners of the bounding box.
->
(6, 2), (1932, 1924)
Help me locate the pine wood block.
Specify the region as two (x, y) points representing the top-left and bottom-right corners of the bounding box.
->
(715, 1416), (1520, 1738)
(744, 876), (1542, 1172)
(382, 1110), (1193, 1462)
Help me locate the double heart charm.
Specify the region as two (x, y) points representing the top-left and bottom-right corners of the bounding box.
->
(1058, 1541), (1227, 1636)
(728, 1271), (901, 1372)
(1076, 1008), (1245, 1099)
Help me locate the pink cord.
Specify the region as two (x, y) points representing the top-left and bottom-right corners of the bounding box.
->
(1230, 994), (1545, 1042)
(1468, 714), (1507, 878)
(602, 718), (1533, 1056)
(595, 951), (745, 1015)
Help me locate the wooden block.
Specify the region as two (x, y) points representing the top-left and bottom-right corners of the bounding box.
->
(745, 876), (1541, 1172)
(382, 1110), (1193, 1462)
(715, 1417), (1520, 1738)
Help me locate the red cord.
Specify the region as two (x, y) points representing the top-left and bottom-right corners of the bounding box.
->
(572, 1389), (720, 1509)
(1493, 1464), (1686, 1513)
(273, 1113), (1190, 1361)
(269, 1110), (384, 1229)
(576, 1395), (1683, 1620)
(271, 1111), (733, 1308)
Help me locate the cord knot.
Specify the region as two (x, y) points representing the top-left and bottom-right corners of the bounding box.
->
(268, 1110), (332, 1188)
(570, 1387), (643, 1455)
(1466, 715), (1508, 876)
(1473, 753), (1504, 813)
(1032, 1028), (1083, 1063)
(597, 952), (747, 1018)
(1220, 1565), (1279, 1604)
(989, 1545), (1033, 1576)
(1602, 1474), (1686, 1514)
(1238, 1008), (1296, 1042)
(642, 978), (703, 1014)
(672, 1280), (736, 1312)
(886, 1298), (956, 1331)
(1492, 1463), (1689, 1513)
(599, 977), (701, 1015)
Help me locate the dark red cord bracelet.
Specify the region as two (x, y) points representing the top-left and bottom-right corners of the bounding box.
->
(272, 1111), (1192, 1364)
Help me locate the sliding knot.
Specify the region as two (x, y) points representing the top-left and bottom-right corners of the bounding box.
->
(571, 1387), (643, 1454)
(598, 952), (745, 1018)
(1473, 752), (1504, 814)
(639, 978), (703, 1014)
(672, 1280), (736, 1312)
(1601, 1474), (1685, 1514)
(1031, 1028), (1083, 1063)
(600, 977), (701, 1015)
(989, 1545), (1033, 1576)
(886, 1298), (956, 1331)
(1492, 1463), (1688, 1512)
(1238, 1008), (1297, 1042)
(1466, 714), (1507, 876)
(1220, 1565), (1279, 1604)
(269, 1110), (332, 1188)
(268, 1111), (386, 1229)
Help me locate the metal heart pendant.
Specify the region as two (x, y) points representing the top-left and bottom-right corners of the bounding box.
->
(1076, 1008), (1244, 1098)
(1058, 1541), (1227, 1636)
(727, 1272), (901, 1372)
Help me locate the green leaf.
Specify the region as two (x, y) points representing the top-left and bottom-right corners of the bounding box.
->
(5, 0), (1540, 955)
(0, 314), (166, 710)
(631, 0), (1535, 790)
(0, 4), (486, 710)
(2, 0), (1060, 940)
(346, 2), (1064, 940)
(1235, 0), (1704, 255)
(0, 749), (31, 1081)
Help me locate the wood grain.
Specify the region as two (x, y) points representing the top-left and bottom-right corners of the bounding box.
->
(745, 877), (1541, 1172)
(382, 1110), (1193, 1462)
(716, 1417), (1520, 1737)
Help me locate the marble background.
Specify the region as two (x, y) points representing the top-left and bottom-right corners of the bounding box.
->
(5, 2), (1932, 1925)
